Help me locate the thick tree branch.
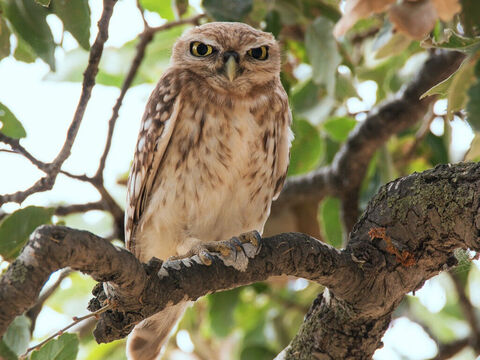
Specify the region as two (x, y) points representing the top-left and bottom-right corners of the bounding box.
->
(1, 162), (480, 360)
(0, 225), (350, 339)
(0, 225), (146, 337)
(274, 50), (465, 232)
(284, 162), (480, 359)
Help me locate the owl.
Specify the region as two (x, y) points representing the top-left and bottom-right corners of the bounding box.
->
(124, 22), (293, 360)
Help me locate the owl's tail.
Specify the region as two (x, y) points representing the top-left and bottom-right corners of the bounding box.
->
(126, 302), (189, 360)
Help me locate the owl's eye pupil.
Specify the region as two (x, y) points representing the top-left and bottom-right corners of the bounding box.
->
(190, 42), (213, 57)
(248, 46), (268, 60)
(251, 48), (263, 59)
(196, 43), (208, 55)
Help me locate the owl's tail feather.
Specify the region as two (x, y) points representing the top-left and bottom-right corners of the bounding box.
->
(126, 302), (188, 360)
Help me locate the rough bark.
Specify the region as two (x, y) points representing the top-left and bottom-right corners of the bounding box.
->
(1, 162), (479, 359)
(285, 162), (480, 359)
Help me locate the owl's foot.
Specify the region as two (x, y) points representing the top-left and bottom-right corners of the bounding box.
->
(169, 230), (262, 266)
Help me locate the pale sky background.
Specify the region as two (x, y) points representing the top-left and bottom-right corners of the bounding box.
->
(0, 1), (477, 359)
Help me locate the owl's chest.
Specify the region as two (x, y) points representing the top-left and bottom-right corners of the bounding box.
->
(168, 101), (271, 189)
(152, 101), (276, 236)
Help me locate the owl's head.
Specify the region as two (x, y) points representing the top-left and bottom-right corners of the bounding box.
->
(171, 22), (281, 96)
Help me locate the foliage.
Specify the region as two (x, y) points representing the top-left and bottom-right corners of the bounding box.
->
(0, 0), (479, 359)
(0, 206), (53, 261)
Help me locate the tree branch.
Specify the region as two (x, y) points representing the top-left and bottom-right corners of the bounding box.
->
(0, 0), (117, 206)
(450, 271), (480, 352)
(1, 162), (480, 359)
(284, 161), (480, 359)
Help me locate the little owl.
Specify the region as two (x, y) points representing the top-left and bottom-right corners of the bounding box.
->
(125, 22), (292, 360)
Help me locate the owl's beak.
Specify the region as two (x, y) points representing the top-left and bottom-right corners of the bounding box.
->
(224, 54), (238, 82)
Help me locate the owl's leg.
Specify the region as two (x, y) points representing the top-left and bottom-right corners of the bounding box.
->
(170, 230), (262, 266)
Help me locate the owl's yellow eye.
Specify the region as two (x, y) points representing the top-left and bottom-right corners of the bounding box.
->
(247, 46), (268, 60)
(190, 42), (214, 57)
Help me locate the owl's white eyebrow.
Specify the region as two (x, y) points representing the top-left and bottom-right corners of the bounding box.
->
(188, 38), (220, 48)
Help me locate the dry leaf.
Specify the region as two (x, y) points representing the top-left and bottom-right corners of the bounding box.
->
(333, 0), (395, 37)
(389, 0), (438, 40)
(431, 0), (461, 21)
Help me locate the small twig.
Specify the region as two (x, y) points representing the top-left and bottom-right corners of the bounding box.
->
(147, 13), (205, 35)
(20, 304), (112, 359)
(93, 13), (206, 184)
(26, 269), (72, 333)
(0, 133), (50, 171)
(55, 201), (107, 216)
(59, 169), (91, 182)
(92, 22), (155, 182)
(449, 271), (480, 352)
(432, 337), (471, 360)
(0, 0), (117, 206)
(135, 0), (148, 29)
(400, 108), (436, 168)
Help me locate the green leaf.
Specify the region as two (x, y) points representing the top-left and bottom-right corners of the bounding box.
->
(374, 32), (411, 60)
(301, 0), (341, 22)
(265, 10), (281, 38)
(320, 197), (342, 248)
(288, 118), (324, 175)
(139, 0), (175, 20)
(425, 132), (448, 165)
(357, 54), (409, 101)
(203, 0), (253, 21)
(291, 80), (335, 124)
(422, 57), (477, 120)
(334, 73), (358, 101)
(305, 17), (341, 93)
(0, 206), (54, 261)
(240, 345), (276, 360)
(464, 133), (480, 161)
(420, 73), (454, 99)
(0, 340), (17, 360)
(446, 60), (476, 120)
(208, 289), (240, 337)
(49, 24), (186, 87)
(0, 102), (26, 139)
(13, 35), (36, 63)
(35, 0), (50, 6)
(459, 0), (480, 37)
(0, 17), (11, 60)
(323, 116), (356, 142)
(2, 315), (30, 356)
(421, 29), (480, 52)
(3, 0), (56, 70)
(467, 77), (480, 131)
(52, 0), (91, 50)
(291, 80), (324, 113)
(31, 333), (79, 360)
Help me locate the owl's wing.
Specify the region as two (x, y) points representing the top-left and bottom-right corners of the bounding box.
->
(125, 71), (180, 253)
(272, 91), (293, 200)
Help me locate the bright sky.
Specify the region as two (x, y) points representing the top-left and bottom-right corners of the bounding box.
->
(0, 1), (477, 359)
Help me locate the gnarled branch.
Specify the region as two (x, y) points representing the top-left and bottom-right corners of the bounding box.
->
(1, 162), (479, 359)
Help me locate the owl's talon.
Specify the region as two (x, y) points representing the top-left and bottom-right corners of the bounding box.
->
(170, 231), (262, 266)
(198, 250), (213, 266)
(238, 230), (262, 248)
(229, 236), (247, 260)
